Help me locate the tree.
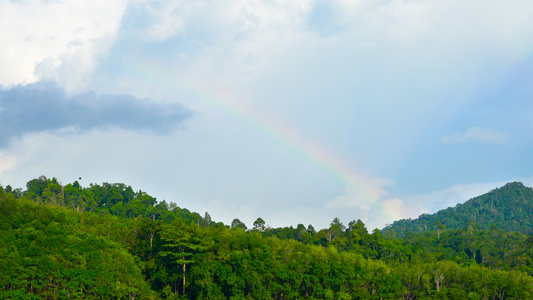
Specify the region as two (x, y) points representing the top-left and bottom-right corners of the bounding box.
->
(329, 217), (346, 241)
(352, 219), (368, 234)
(136, 190), (157, 206)
(168, 201), (178, 211)
(202, 212), (212, 227)
(26, 175), (49, 201)
(348, 220), (357, 231)
(432, 268), (444, 292)
(137, 218), (162, 259)
(0, 194), (153, 298)
(466, 220), (478, 237)
(253, 217), (266, 232)
(159, 220), (212, 295)
(436, 221), (445, 239)
(231, 218), (247, 231)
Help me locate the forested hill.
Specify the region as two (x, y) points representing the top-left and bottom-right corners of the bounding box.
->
(383, 182), (533, 237)
(3, 177), (533, 299)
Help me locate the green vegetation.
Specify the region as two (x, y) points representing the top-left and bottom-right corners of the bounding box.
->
(2, 176), (533, 299)
(383, 182), (533, 236)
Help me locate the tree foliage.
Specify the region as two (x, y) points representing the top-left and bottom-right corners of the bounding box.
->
(2, 178), (533, 299)
(384, 182), (533, 236)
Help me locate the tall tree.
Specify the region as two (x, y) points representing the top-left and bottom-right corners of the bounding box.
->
(329, 217), (346, 241)
(159, 220), (212, 295)
(231, 218), (247, 231)
(202, 212), (212, 227)
(436, 221), (445, 239)
(253, 217), (266, 232)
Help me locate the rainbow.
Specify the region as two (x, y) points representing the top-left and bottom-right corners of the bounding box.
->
(118, 60), (393, 222)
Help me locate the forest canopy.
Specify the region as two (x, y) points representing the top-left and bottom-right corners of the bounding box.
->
(2, 177), (533, 299)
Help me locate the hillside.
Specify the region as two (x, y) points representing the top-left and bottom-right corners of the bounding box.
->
(3, 177), (533, 299)
(383, 182), (533, 236)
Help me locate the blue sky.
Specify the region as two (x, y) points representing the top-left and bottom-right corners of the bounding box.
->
(1, 0), (533, 230)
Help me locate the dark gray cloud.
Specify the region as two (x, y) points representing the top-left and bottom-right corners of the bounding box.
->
(0, 81), (192, 147)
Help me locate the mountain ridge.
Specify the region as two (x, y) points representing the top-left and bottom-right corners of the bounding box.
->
(383, 181), (533, 236)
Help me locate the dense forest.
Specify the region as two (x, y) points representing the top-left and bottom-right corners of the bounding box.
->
(2, 176), (533, 299)
(383, 182), (533, 236)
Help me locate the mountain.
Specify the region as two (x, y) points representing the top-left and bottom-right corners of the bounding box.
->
(382, 182), (533, 236)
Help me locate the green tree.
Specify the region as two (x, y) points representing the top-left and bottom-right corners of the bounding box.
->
(328, 217), (346, 242)
(202, 211), (212, 227)
(159, 220), (212, 296)
(436, 221), (445, 239)
(231, 218), (247, 231)
(253, 217), (266, 232)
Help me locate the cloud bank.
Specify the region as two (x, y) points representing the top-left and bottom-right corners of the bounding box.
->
(0, 0), (127, 91)
(0, 82), (192, 148)
(2, 0), (533, 230)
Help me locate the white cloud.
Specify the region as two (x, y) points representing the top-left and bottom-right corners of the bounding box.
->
(322, 174), (408, 229)
(3, 0), (533, 232)
(0, 0), (127, 91)
(0, 130), (49, 186)
(376, 198), (418, 225)
(0, 153), (18, 178)
(441, 126), (509, 144)
(325, 174), (394, 211)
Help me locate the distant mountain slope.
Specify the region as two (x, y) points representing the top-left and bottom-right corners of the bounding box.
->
(383, 182), (533, 236)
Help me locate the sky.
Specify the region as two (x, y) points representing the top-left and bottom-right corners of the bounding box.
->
(1, 0), (533, 230)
